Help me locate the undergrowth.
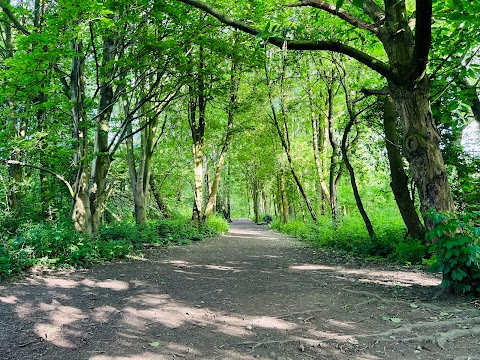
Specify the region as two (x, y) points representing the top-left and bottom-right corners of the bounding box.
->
(0, 213), (228, 281)
(271, 213), (428, 265)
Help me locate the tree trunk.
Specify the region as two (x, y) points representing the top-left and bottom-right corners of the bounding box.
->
(341, 113), (375, 238)
(89, 35), (116, 234)
(326, 87), (341, 224)
(150, 176), (167, 216)
(252, 178), (260, 224)
(70, 40), (92, 237)
(279, 168), (289, 224)
(188, 45), (207, 224)
(307, 72), (331, 214)
(384, 95), (425, 239)
(389, 79), (454, 230)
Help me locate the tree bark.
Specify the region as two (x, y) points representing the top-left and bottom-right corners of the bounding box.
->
(188, 45), (207, 224)
(378, 0), (454, 229)
(388, 79), (454, 229)
(384, 96), (425, 239)
(89, 35), (116, 234)
(70, 40), (93, 237)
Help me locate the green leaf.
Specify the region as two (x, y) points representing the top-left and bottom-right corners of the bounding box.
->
(149, 342), (160, 347)
(352, 0), (364, 7)
(335, 0), (345, 9)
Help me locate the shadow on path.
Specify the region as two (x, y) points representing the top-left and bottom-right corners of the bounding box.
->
(0, 219), (478, 360)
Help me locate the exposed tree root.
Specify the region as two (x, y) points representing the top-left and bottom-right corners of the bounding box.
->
(344, 287), (478, 315)
(402, 327), (480, 350)
(363, 317), (480, 338)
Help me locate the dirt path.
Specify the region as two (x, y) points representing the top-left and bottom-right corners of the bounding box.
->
(1, 219), (479, 360)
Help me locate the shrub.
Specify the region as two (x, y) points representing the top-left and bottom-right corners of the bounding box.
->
(0, 214), (229, 279)
(426, 209), (480, 297)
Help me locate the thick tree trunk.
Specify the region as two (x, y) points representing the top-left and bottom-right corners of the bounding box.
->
(389, 79), (454, 229)
(384, 96), (425, 239)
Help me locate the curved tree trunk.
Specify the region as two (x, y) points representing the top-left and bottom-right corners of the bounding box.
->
(384, 96), (425, 239)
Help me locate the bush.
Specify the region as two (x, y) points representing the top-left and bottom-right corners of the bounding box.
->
(426, 209), (480, 297)
(0, 214), (229, 280)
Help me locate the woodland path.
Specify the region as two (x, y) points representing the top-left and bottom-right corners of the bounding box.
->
(1, 219), (479, 360)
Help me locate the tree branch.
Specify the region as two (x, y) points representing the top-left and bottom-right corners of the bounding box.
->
(362, 0), (385, 26)
(286, 0), (378, 35)
(3, 160), (74, 197)
(175, 0), (398, 82)
(410, 0), (432, 83)
(0, 0), (30, 36)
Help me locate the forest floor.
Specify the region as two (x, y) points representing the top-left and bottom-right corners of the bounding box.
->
(1, 219), (480, 360)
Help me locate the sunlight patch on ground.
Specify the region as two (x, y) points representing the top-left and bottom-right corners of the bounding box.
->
(290, 264), (335, 271)
(223, 233), (278, 240)
(92, 305), (120, 322)
(161, 259), (245, 273)
(120, 296), (297, 337)
(39, 277), (79, 289)
(288, 263), (440, 287)
(0, 295), (18, 304)
(95, 280), (130, 291)
(32, 303), (87, 348)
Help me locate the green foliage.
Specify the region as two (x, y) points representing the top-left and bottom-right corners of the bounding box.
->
(0, 214), (229, 280)
(426, 209), (480, 297)
(271, 212), (427, 265)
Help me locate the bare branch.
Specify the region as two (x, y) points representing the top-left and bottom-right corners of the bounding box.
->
(287, 0), (378, 35)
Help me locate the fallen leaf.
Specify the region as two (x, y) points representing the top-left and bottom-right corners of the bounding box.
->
(390, 317), (402, 323)
(149, 342), (160, 347)
(410, 303), (419, 309)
